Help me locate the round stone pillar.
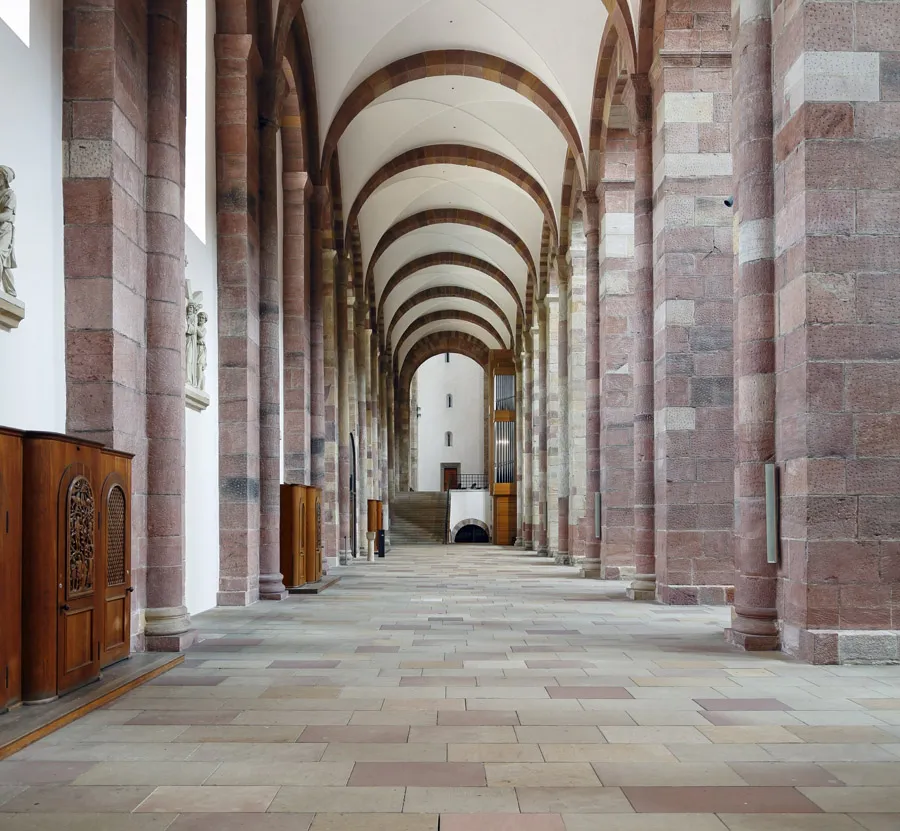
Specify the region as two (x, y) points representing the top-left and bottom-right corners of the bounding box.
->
(726, 0), (778, 649)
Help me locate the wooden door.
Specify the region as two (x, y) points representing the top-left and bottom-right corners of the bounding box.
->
(0, 429), (23, 711)
(99, 468), (131, 668)
(493, 495), (516, 546)
(442, 466), (459, 492)
(298, 496), (307, 585)
(56, 463), (101, 695)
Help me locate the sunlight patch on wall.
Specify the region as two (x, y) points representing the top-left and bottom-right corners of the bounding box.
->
(185, 0), (207, 242)
(0, 0), (30, 46)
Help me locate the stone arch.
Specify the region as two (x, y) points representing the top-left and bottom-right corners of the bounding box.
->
(399, 332), (490, 400)
(321, 50), (586, 187)
(366, 208), (535, 300)
(378, 252), (524, 330)
(394, 312), (506, 363)
(387, 286), (513, 348)
(587, 15), (637, 189)
(558, 152), (579, 257)
(452, 519), (491, 543)
(345, 145), (558, 248)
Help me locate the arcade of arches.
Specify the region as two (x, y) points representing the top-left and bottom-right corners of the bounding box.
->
(1, 0), (900, 677)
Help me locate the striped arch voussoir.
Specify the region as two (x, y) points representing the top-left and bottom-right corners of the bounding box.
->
(378, 252), (523, 327)
(394, 311), (505, 362)
(321, 50), (586, 187)
(366, 209), (535, 299)
(387, 286), (513, 349)
(399, 332), (490, 406)
(346, 144), (558, 248)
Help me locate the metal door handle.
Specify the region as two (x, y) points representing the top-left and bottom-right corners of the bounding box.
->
(60, 604), (70, 612)
(126, 586), (134, 593)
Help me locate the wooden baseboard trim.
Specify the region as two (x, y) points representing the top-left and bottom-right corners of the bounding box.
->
(0, 654), (183, 760)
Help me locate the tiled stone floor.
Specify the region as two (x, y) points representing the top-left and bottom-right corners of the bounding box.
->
(3, 545), (900, 830)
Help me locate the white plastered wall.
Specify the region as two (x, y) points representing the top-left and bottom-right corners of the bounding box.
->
(184, 0), (220, 615)
(415, 353), (485, 492)
(0, 0), (66, 432)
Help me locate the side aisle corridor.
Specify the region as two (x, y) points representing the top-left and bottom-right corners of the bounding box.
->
(2, 547), (900, 830)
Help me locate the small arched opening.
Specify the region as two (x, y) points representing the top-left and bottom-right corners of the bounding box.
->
(454, 524), (490, 544)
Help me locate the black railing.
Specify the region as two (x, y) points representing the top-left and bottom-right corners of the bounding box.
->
(453, 474), (489, 490)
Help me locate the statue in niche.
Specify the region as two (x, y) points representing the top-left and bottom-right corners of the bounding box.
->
(185, 295), (200, 388)
(196, 310), (208, 390)
(0, 166), (17, 297)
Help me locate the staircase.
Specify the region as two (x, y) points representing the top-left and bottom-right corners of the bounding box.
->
(390, 491), (449, 545)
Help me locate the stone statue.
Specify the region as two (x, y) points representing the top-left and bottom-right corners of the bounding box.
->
(185, 296), (200, 388)
(0, 166), (18, 297)
(196, 310), (208, 390)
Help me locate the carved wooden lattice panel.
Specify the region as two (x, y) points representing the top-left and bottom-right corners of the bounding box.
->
(67, 476), (95, 598)
(315, 496), (322, 556)
(106, 485), (126, 586)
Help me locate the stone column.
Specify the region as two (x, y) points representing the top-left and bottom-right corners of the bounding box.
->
(531, 316), (545, 554)
(283, 173), (312, 484)
(380, 355), (391, 547)
(598, 174), (636, 582)
(556, 254), (571, 564)
(409, 375), (418, 489)
(521, 335), (534, 549)
(257, 74), (286, 602)
(514, 351), (524, 547)
(337, 254), (353, 564)
(628, 75), (657, 601)
(144, 0), (194, 644)
(583, 194), (602, 578)
(357, 320), (370, 553)
(309, 207), (326, 508)
(215, 33), (261, 607)
(726, 0), (778, 649)
(650, 15), (734, 604)
(538, 304), (550, 555)
(546, 272), (561, 560)
(568, 224), (588, 563)
(770, 0), (900, 662)
(320, 245), (340, 569)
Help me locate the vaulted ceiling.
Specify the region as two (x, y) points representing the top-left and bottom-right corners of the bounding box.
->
(295, 0), (633, 372)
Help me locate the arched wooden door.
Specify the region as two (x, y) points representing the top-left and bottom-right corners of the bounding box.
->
(99, 468), (131, 668)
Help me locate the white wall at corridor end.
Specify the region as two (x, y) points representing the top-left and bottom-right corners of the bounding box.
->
(415, 353), (484, 492)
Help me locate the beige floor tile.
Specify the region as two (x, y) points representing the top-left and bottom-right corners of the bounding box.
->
(408, 726), (517, 743)
(515, 786), (634, 813)
(628, 711), (711, 726)
(718, 816), (862, 830)
(667, 744), (775, 763)
(698, 726), (804, 744)
(309, 815), (437, 831)
(540, 744), (675, 763)
(187, 742), (326, 762)
(601, 727), (710, 744)
(321, 743), (446, 762)
(485, 763), (600, 787)
(403, 786), (519, 813)
(175, 726), (303, 743)
(563, 814), (727, 831)
(134, 786), (278, 813)
(268, 786), (405, 813)
(448, 743), (543, 762)
(349, 711), (438, 726)
(167, 815), (313, 831)
(592, 762), (746, 786)
(822, 762), (900, 785)
(0, 785), (28, 808)
(798, 786), (900, 812)
(72, 762), (219, 786)
(515, 726), (605, 744)
(205, 761), (352, 786)
(0, 815), (177, 830)
(849, 816), (900, 831)
(786, 726), (897, 744)
(0, 785), (154, 813)
(231, 711), (352, 726)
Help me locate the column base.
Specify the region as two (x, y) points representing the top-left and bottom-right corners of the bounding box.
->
(725, 628), (779, 651)
(217, 590), (260, 607)
(144, 606), (195, 652)
(339, 549), (353, 566)
(782, 624), (900, 665)
(627, 576), (657, 601)
(554, 551), (572, 566)
(514, 537), (524, 548)
(523, 541), (534, 551)
(537, 544), (549, 556)
(259, 573), (288, 601)
(657, 584), (734, 605)
(581, 561), (603, 579)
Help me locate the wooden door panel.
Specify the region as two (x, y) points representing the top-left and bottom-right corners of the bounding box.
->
(57, 465), (101, 695)
(100, 470), (130, 667)
(0, 430), (23, 710)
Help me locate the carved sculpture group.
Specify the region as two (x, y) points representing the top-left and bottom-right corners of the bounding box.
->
(185, 284), (208, 392)
(0, 165), (17, 297)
